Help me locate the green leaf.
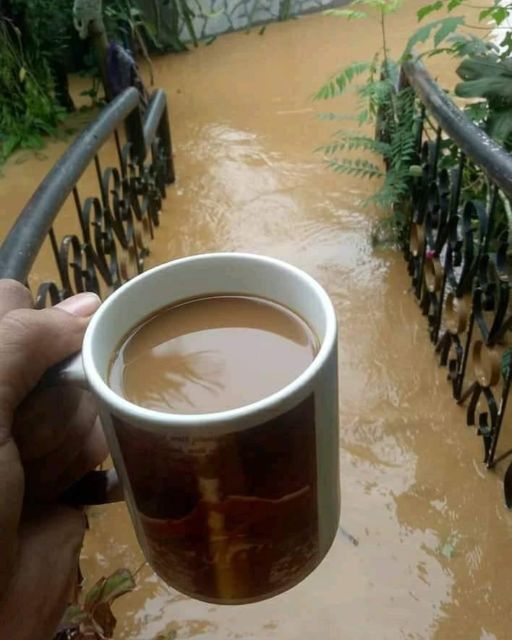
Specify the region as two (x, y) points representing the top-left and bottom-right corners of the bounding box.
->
(440, 541), (456, 558)
(358, 108), (370, 125)
(316, 132), (390, 156)
(61, 604), (89, 626)
(364, 0), (403, 14)
(313, 61), (371, 100)
(403, 16), (465, 56)
(1, 134), (21, 158)
(480, 6), (508, 25)
(324, 8), (367, 19)
(463, 100), (488, 123)
(447, 0), (463, 9)
(417, 1), (443, 22)
(326, 157), (384, 179)
(456, 54), (512, 82)
(489, 109), (512, 142)
(434, 16), (465, 48)
(448, 33), (495, 59)
(457, 76), (512, 103)
(85, 568), (135, 610)
(22, 134), (44, 150)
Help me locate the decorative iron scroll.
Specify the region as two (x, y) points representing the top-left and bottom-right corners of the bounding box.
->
(395, 59), (512, 506)
(0, 87), (175, 309)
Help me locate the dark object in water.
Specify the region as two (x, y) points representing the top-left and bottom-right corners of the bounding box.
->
(107, 42), (148, 106)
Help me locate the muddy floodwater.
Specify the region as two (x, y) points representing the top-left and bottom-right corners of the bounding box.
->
(2, 3), (512, 638)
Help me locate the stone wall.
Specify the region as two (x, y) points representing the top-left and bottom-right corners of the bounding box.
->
(136, 0), (337, 49)
(180, 0), (335, 40)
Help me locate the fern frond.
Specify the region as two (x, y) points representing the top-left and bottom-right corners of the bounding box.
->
(357, 109), (371, 125)
(315, 141), (348, 155)
(358, 79), (396, 110)
(313, 61), (371, 101)
(325, 158), (384, 179)
(403, 16), (465, 57)
(316, 132), (391, 156)
(363, 168), (410, 208)
(317, 60), (418, 227)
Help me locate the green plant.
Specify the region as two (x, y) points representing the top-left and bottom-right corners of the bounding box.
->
(406, 0), (512, 148)
(315, 1), (424, 240)
(315, 0), (512, 243)
(0, 0), (77, 165)
(56, 568), (136, 639)
(0, 18), (66, 165)
(455, 53), (512, 147)
(10, 0), (72, 61)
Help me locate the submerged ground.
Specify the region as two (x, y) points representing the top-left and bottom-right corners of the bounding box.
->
(1, 4), (512, 638)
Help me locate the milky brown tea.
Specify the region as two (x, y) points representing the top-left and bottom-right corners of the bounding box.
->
(109, 295), (318, 413)
(108, 294), (322, 603)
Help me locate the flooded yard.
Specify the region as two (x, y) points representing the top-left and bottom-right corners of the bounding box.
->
(1, 3), (512, 638)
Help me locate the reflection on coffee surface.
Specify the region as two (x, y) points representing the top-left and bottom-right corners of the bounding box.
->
(109, 294), (318, 414)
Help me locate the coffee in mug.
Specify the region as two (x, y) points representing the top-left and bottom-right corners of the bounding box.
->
(108, 294), (319, 413)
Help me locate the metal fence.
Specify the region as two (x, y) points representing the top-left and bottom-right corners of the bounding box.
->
(0, 87), (175, 307)
(398, 58), (512, 505)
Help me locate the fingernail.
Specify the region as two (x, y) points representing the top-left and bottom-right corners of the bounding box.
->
(56, 293), (101, 317)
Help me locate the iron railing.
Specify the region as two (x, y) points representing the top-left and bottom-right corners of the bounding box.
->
(398, 58), (512, 505)
(0, 87), (175, 307)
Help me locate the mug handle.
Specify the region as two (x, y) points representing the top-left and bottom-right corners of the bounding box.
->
(38, 353), (123, 506)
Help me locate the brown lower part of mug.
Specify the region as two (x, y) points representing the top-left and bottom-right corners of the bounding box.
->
(147, 531), (324, 605)
(113, 393), (321, 604)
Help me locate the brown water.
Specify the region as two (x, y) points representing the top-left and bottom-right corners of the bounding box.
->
(109, 295), (317, 413)
(2, 3), (512, 638)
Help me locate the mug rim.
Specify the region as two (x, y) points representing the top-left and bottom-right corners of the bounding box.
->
(83, 252), (337, 426)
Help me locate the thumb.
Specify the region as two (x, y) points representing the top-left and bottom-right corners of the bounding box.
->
(0, 292), (100, 427)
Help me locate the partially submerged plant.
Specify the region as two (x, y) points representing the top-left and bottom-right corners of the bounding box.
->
(55, 568), (136, 640)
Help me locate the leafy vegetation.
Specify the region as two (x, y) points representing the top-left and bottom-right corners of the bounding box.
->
(0, 0), (81, 164)
(0, 0), (188, 164)
(315, 0), (512, 243)
(55, 568), (136, 639)
(314, 1), (425, 239)
(0, 17), (67, 165)
(0, 0), (303, 167)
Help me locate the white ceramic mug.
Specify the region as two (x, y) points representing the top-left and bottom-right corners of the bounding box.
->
(60, 253), (340, 604)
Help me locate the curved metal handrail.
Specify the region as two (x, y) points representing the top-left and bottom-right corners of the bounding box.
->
(402, 58), (512, 198)
(396, 57), (512, 497)
(0, 88), (173, 283)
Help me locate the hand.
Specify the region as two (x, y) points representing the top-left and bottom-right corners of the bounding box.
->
(0, 280), (108, 640)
